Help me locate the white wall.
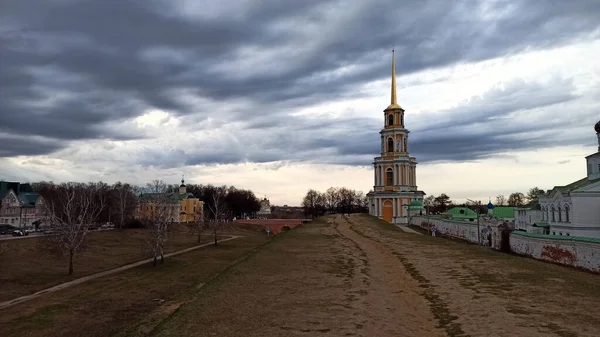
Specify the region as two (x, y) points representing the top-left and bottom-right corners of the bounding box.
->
(412, 216), (502, 248)
(570, 194), (600, 238)
(510, 233), (600, 272)
(514, 208), (542, 232)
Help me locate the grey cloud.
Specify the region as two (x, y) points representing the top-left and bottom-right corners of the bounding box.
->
(2, 0), (600, 163)
(0, 135), (64, 157)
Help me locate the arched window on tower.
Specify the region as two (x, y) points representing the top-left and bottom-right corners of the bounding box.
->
(387, 138), (394, 152)
(388, 114), (394, 126)
(403, 138), (407, 152)
(551, 205), (555, 222)
(386, 168), (393, 186)
(401, 114), (404, 126)
(565, 205), (570, 222)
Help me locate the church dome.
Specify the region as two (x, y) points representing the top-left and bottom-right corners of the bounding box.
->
(409, 200), (422, 207)
(487, 202), (494, 209)
(595, 120), (600, 133)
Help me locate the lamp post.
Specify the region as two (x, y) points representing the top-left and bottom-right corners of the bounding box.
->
(426, 204), (431, 236)
(467, 199), (481, 245)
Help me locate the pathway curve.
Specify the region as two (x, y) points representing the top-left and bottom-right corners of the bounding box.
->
(0, 235), (242, 310)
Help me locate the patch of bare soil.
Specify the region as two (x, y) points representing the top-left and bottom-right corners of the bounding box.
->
(347, 214), (600, 337)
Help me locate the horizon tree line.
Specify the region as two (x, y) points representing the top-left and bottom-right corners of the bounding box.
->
(301, 187), (369, 218)
(422, 187), (546, 214)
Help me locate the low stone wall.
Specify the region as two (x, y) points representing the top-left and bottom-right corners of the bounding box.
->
(510, 232), (600, 272)
(411, 216), (499, 246)
(412, 216), (600, 272)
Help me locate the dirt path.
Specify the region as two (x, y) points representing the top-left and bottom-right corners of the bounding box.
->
(0, 235), (242, 310)
(333, 215), (444, 336)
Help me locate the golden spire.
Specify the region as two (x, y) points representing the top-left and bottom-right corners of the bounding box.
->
(386, 49), (402, 110)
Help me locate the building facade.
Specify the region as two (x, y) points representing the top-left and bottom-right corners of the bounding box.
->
(257, 197), (272, 218)
(177, 178), (203, 223)
(538, 121), (600, 238)
(514, 200), (543, 233)
(136, 178), (203, 224)
(0, 181), (45, 228)
(367, 51), (425, 223)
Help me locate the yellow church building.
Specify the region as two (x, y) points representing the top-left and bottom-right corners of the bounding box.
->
(177, 177), (203, 223)
(136, 177), (203, 224)
(366, 50), (426, 223)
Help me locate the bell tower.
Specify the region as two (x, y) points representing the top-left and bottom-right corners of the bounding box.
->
(367, 49), (426, 224)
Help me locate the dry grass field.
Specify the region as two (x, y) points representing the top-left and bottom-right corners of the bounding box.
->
(0, 226), (270, 337)
(0, 225), (223, 302)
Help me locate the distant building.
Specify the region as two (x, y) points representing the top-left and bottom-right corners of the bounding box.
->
(538, 120), (600, 238)
(408, 200), (425, 216)
(487, 200), (494, 215)
(136, 177), (203, 224)
(442, 207), (478, 222)
(177, 178), (203, 223)
(257, 197), (271, 218)
(492, 207), (515, 223)
(271, 205), (304, 219)
(0, 181), (45, 228)
(514, 200), (544, 233)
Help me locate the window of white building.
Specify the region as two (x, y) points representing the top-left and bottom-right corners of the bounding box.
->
(558, 207), (562, 222)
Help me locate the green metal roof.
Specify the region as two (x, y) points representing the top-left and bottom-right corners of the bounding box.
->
(177, 192), (197, 200)
(549, 176), (600, 195)
(443, 207), (477, 219)
(512, 230), (600, 244)
(408, 199), (424, 210)
(492, 207), (514, 219)
(533, 222), (549, 228)
(519, 199), (540, 210)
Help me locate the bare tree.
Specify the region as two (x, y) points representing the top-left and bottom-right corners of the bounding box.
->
(495, 195), (506, 206)
(140, 180), (177, 266)
(112, 182), (134, 230)
(325, 187), (339, 213)
(42, 183), (107, 275)
(526, 187), (545, 202)
(206, 187), (229, 246)
(507, 192), (525, 206)
(190, 203), (206, 244)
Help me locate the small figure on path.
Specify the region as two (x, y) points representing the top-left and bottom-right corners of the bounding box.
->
(431, 225), (437, 237)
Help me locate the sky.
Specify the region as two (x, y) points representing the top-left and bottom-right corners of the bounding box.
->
(1, 0), (600, 206)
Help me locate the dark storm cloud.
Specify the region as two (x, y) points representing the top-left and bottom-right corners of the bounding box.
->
(2, 0), (600, 163)
(0, 135), (64, 157)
